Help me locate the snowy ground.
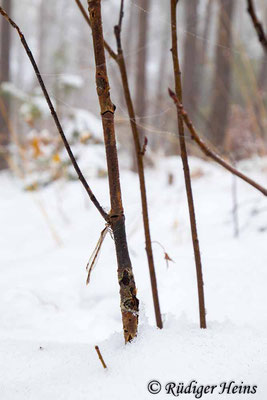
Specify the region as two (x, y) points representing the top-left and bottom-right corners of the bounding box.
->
(1, 156), (267, 399)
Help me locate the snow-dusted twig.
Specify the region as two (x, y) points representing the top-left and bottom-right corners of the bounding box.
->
(0, 6), (108, 222)
(168, 89), (267, 197)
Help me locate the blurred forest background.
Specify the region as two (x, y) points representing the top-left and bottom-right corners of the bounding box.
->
(0, 0), (266, 183)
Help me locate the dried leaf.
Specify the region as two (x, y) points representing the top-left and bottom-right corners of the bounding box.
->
(52, 153), (61, 163)
(31, 137), (42, 159)
(164, 252), (174, 268)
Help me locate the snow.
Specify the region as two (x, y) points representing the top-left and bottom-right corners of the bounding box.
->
(1, 156), (267, 399)
(64, 108), (103, 142)
(0, 82), (29, 102)
(57, 74), (84, 90)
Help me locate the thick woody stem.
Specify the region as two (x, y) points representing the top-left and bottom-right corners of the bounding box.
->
(169, 89), (267, 196)
(0, 6), (108, 221)
(88, 0), (138, 342)
(170, 0), (207, 329)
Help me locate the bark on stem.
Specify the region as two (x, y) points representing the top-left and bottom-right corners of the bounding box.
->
(170, 0), (207, 329)
(75, 0), (117, 59)
(169, 90), (267, 197)
(88, 0), (139, 342)
(114, 2), (162, 329)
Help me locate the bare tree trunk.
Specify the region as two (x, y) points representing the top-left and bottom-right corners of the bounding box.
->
(208, 0), (235, 150)
(38, 0), (46, 71)
(258, 53), (267, 94)
(0, 0), (11, 169)
(124, 1), (136, 79)
(182, 0), (200, 117)
(258, 7), (267, 95)
(152, 4), (170, 152)
(88, 0), (139, 343)
(133, 0), (150, 169)
(201, 0), (213, 64)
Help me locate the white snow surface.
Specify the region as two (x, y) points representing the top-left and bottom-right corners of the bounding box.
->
(1, 156), (267, 399)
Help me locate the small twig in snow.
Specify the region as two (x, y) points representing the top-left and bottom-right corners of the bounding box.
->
(95, 346), (107, 369)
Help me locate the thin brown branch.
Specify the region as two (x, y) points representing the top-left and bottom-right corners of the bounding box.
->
(76, 0), (162, 329)
(88, 0), (139, 343)
(247, 0), (267, 52)
(118, 0), (124, 30)
(170, 0), (207, 329)
(95, 345), (107, 369)
(0, 6), (108, 221)
(114, 1), (163, 329)
(169, 89), (267, 197)
(74, 0), (117, 60)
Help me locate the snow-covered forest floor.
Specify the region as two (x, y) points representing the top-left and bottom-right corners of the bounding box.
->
(1, 155), (267, 399)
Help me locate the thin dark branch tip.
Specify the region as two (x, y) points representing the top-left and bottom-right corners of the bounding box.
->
(0, 8), (108, 221)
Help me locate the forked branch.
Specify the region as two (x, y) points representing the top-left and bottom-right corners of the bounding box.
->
(0, 6), (108, 221)
(247, 0), (267, 52)
(74, 0), (117, 60)
(169, 89), (267, 197)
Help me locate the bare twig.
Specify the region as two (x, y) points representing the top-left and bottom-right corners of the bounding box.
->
(74, 0), (117, 60)
(168, 89), (267, 197)
(114, 0), (163, 329)
(170, 0), (207, 329)
(88, 0), (139, 343)
(76, 0), (163, 329)
(247, 0), (267, 52)
(118, 0), (124, 31)
(95, 345), (107, 369)
(0, 6), (108, 221)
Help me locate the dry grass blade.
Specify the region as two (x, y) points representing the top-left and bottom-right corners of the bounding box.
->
(86, 225), (109, 285)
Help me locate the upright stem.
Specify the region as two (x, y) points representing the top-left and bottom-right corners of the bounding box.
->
(170, 0), (207, 329)
(88, 0), (139, 342)
(76, 0), (162, 329)
(114, 3), (162, 329)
